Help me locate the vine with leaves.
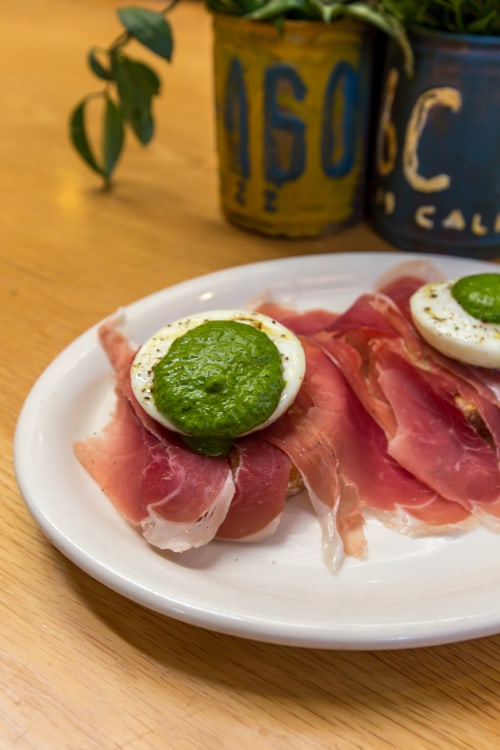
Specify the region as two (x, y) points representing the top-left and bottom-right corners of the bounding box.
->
(69, 1), (414, 187)
(379, 0), (500, 35)
(69, 4), (177, 188)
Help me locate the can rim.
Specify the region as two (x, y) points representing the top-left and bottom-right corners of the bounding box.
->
(408, 24), (500, 49)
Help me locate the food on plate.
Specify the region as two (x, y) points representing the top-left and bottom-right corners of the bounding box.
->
(74, 261), (500, 572)
(75, 312), (304, 553)
(130, 310), (305, 456)
(410, 273), (500, 368)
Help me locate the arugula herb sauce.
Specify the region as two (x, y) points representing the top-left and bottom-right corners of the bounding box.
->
(152, 320), (284, 456)
(452, 273), (500, 324)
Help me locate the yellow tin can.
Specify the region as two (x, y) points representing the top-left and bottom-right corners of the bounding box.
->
(212, 14), (374, 237)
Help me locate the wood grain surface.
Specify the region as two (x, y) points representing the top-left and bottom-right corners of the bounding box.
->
(2, 2), (499, 749)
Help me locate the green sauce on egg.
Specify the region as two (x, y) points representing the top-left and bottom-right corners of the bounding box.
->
(452, 274), (500, 324)
(152, 320), (285, 456)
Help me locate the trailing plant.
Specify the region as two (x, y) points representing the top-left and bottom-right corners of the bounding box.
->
(378, 0), (500, 35)
(69, 0), (412, 188)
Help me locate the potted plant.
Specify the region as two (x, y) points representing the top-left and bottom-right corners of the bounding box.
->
(70, 1), (412, 237)
(370, 0), (500, 258)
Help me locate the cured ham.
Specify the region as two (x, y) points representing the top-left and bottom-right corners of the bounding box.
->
(75, 319), (291, 552)
(374, 344), (499, 507)
(256, 267), (500, 534)
(216, 435), (292, 542)
(257, 301), (339, 335)
(75, 388), (236, 551)
(263, 320), (473, 543)
(328, 284), (500, 519)
(262, 343), (349, 571)
(75, 260), (500, 571)
(313, 322), (499, 513)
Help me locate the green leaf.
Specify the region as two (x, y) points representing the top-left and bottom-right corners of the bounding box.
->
(87, 47), (113, 81)
(117, 6), (174, 61)
(111, 53), (161, 144)
(247, 0), (320, 21)
(377, 0), (500, 35)
(102, 96), (125, 179)
(343, 3), (414, 76)
(467, 10), (498, 33)
(69, 97), (105, 178)
(303, 0), (346, 22)
(204, 0), (264, 15)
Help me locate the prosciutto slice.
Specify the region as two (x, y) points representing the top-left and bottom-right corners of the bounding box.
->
(266, 334), (472, 548)
(262, 347), (348, 571)
(374, 343), (499, 508)
(257, 301), (339, 335)
(370, 286), (500, 456)
(75, 259), (500, 571)
(256, 272), (500, 535)
(311, 282), (500, 524)
(75, 388), (235, 551)
(75, 318), (295, 552)
(216, 435), (291, 542)
(75, 319), (236, 551)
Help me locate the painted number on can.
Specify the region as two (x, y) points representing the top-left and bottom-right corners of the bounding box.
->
(375, 68), (500, 237)
(222, 56), (359, 211)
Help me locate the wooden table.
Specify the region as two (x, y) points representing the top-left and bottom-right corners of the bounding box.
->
(2, 2), (499, 748)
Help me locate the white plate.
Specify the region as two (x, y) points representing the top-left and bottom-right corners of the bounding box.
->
(14, 252), (500, 650)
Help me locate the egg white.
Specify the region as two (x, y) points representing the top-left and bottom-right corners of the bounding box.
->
(410, 281), (500, 368)
(130, 309), (306, 435)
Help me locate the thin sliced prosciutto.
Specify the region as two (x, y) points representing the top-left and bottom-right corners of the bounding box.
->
(308, 280), (500, 523)
(257, 301), (339, 335)
(264, 336), (472, 551)
(75, 260), (500, 572)
(75, 388), (236, 551)
(314, 320), (500, 511)
(216, 435), (292, 542)
(369, 288), (500, 457)
(256, 273), (500, 534)
(75, 318), (293, 552)
(262, 372), (348, 571)
(374, 343), (500, 509)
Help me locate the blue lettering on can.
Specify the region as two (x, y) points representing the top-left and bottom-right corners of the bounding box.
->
(321, 60), (358, 178)
(264, 64), (307, 187)
(263, 188), (278, 213)
(224, 57), (250, 180)
(235, 178), (246, 206)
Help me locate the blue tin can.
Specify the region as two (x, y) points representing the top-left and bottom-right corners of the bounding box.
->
(370, 29), (500, 258)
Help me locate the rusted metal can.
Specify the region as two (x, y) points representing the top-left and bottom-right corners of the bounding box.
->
(371, 29), (500, 258)
(212, 15), (375, 238)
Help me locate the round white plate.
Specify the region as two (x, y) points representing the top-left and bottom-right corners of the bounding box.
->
(14, 252), (500, 650)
